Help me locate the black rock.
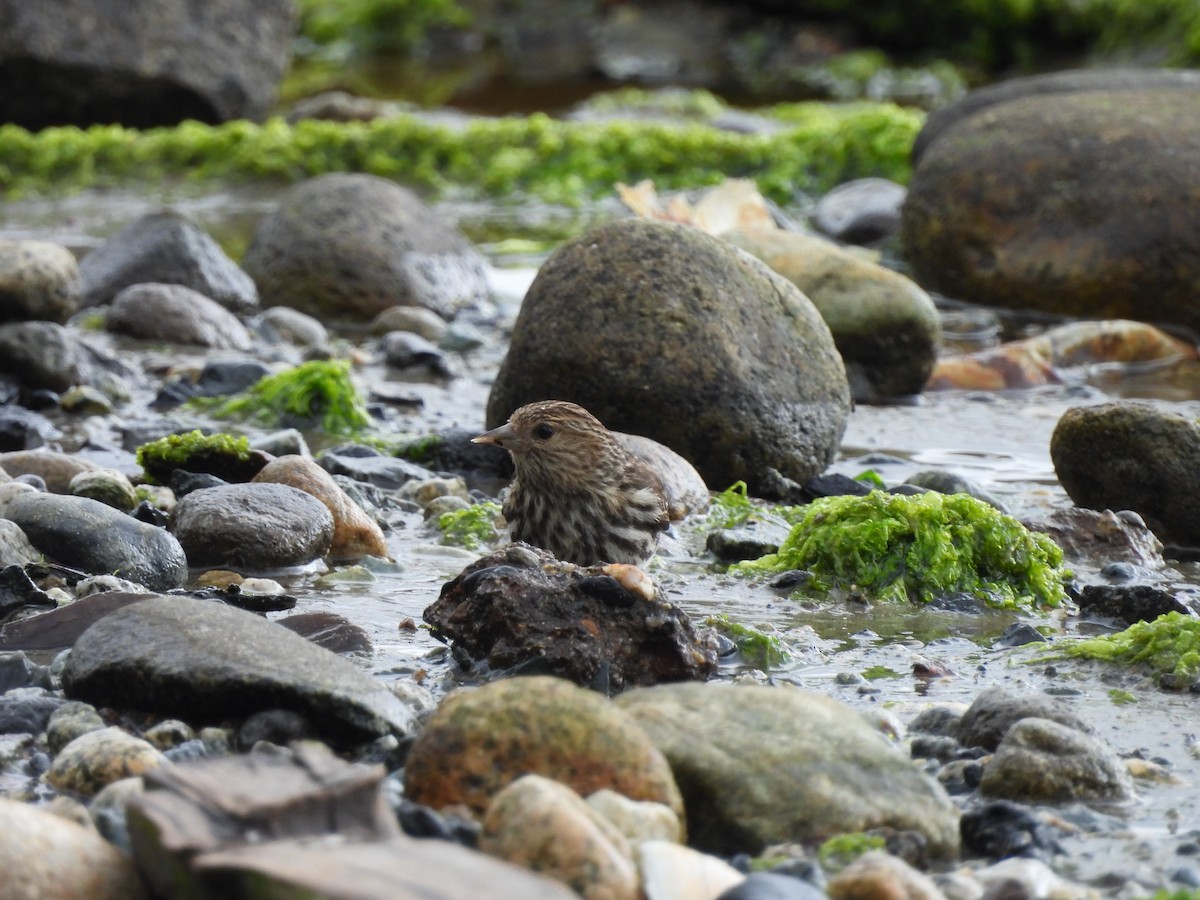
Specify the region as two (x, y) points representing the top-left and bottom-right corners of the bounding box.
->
(0, 565), (56, 621)
(0, 651), (50, 692)
(237, 709), (314, 750)
(802, 472), (874, 500)
(993, 623), (1048, 648)
(0, 405), (62, 450)
(0, 690), (67, 734)
(1076, 583), (1191, 626)
(960, 799), (1065, 861)
(194, 359), (272, 398)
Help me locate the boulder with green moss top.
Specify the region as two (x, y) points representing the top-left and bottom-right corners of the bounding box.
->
(903, 79), (1200, 331)
(136, 431), (268, 486)
(487, 219), (851, 499)
(733, 490), (1068, 609)
(242, 173), (489, 322)
(725, 229), (939, 400)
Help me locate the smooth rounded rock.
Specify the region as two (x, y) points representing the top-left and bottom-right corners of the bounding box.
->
(813, 178), (907, 245)
(404, 675), (683, 820)
(0, 449), (101, 494)
(957, 687), (1094, 753)
(0, 239), (81, 324)
(902, 87), (1200, 330)
(47, 726), (166, 796)
(0, 797), (148, 899)
(62, 595), (417, 746)
(252, 455), (388, 562)
(4, 491), (187, 591)
(0, 321), (82, 392)
(80, 211), (258, 312)
(169, 482), (335, 570)
(107, 283), (252, 349)
(243, 173), (490, 322)
(486, 219), (851, 498)
(69, 468), (139, 512)
(615, 682), (961, 859)
(0, 518), (40, 568)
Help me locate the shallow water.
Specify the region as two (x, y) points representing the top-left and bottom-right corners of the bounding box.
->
(4, 187), (1200, 893)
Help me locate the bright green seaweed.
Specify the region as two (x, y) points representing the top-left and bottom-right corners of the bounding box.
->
(437, 501), (502, 550)
(201, 359), (373, 436)
(1058, 612), (1200, 680)
(731, 490), (1068, 610)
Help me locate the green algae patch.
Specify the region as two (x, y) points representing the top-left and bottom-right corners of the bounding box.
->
(817, 832), (887, 870)
(437, 501), (501, 550)
(1059, 612), (1200, 680)
(704, 613), (790, 669)
(0, 103), (921, 203)
(202, 359), (373, 436)
(706, 481), (807, 530)
(732, 490), (1068, 610)
(135, 430), (254, 484)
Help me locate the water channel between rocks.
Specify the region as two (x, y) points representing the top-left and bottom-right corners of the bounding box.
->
(3, 187), (1200, 889)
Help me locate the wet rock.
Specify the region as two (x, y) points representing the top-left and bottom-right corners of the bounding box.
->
(639, 840), (746, 899)
(0, 0), (293, 128)
(1023, 506), (1165, 570)
(586, 788), (683, 845)
(972, 857), (1091, 900)
(89, 775), (144, 851)
(726, 228), (939, 401)
(106, 283), (252, 349)
(960, 800), (1065, 862)
(46, 702), (107, 754)
(813, 178), (907, 245)
(706, 518), (792, 563)
(480, 774), (640, 900)
(424, 544), (719, 690)
(379, 330), (454, 376)
(0, 449), (101, 493)
(252, 455), (388, 562)
(63, 595), (417, 745)
(318, 444), (437, 490)
(47, 726), (166, 796)
(243, 173), (490, 322)
(69, 468), (138, 512)
(0, 239), (81, 324)
(1076, 583), (1191, 626)
(254, 306), (329, 347)
(4, 492), (187, 591)
(0, 689), (65, 734)
(60, 385), (114, 415)
(717, 871), (824, 900)
(486, 219), (851, 498)
(1050, 401), (1200, 549)
(0, 524), (42, 569)
(957, 687), (1093, 752)
(404, 675), (683, 819)
(370, 304), (448, 341)
(0, 404), (62, 450)
(0, 650), (49, 692)
(981, 718), (1136, 803)
(142, 719), (195, 751)
(902, 84), (1200, 331)
(827, 850), (943, 900)
(0, 591), (153, 653)
(277, 611), (374, 656)
(0, 797), (148, 899)
(0, 321), (83, 392)
(169, 482), (335, 570)
(79, 211), (259, 312)
(904, 470), (1008, 513)
(615, 682), (961, 858)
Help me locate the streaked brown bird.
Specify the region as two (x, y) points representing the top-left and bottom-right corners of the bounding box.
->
(472, 400), (669, 566)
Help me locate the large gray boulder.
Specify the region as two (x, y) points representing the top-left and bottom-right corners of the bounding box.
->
(0, 0), (294, 128)
(242, 173), (491, 323)
(486, 219), (851, 497)
(62, 595), (418, 745)
(902, 81), (1200, 330)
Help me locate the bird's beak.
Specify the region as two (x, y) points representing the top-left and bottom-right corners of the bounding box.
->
(472, 422), (515, 448)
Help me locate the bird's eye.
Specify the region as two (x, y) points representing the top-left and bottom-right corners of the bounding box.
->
(532, 423), (555, 441)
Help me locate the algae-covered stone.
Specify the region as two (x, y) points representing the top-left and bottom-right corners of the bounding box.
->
(1050, 400), (1200, 549)
(404, 675), (683, 820)
(902, 88), (1200, 331)
(733, 490), (1067, 609)
(487, 219), (851, 498)
(726, 228), (939, 400)
(615, 682), (961, 859)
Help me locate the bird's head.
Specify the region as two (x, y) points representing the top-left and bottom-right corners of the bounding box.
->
(473, 400), (616, 485)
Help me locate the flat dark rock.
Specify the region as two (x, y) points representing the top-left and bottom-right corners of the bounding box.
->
(63, 595), (416, 746)
(0, 591), (154, 652)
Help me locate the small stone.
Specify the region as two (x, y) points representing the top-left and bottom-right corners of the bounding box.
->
(69, 468), (139, 512)
(370, 305), (447, 341)
(46, 701), (106, 754)
(827, 851), (944, 900)
(586, 788), (683, 844)
(47, 726), (166, 796)
(142, 719), (195, 751)
(59, 385), (114, 415)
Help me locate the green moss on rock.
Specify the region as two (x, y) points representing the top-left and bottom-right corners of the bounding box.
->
(437, 501), (501, 550)
(732, 490), (1068, 609)
(704, 613), (790, 669)
(1060, 612), (1200, 680)
(135, 430), (253, 485)
(204, 359), (372, 436)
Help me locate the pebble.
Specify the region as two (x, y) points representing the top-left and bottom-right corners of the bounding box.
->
(46, 726), (166, 796)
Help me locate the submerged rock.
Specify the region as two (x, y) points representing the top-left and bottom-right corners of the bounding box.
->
(615, 682), (961, 859)
(424, 543), (719, 690)
(62, 595), (418, 745)
(487, 218), (851, 497)
(404, 675), (683, 819)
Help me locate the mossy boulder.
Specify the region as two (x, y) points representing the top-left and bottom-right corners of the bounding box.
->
(902, 85), (1200, 330)
(242, 173), (490, 322)
(486, 219), (851, 498)
(1050, 400), (1200, 549)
